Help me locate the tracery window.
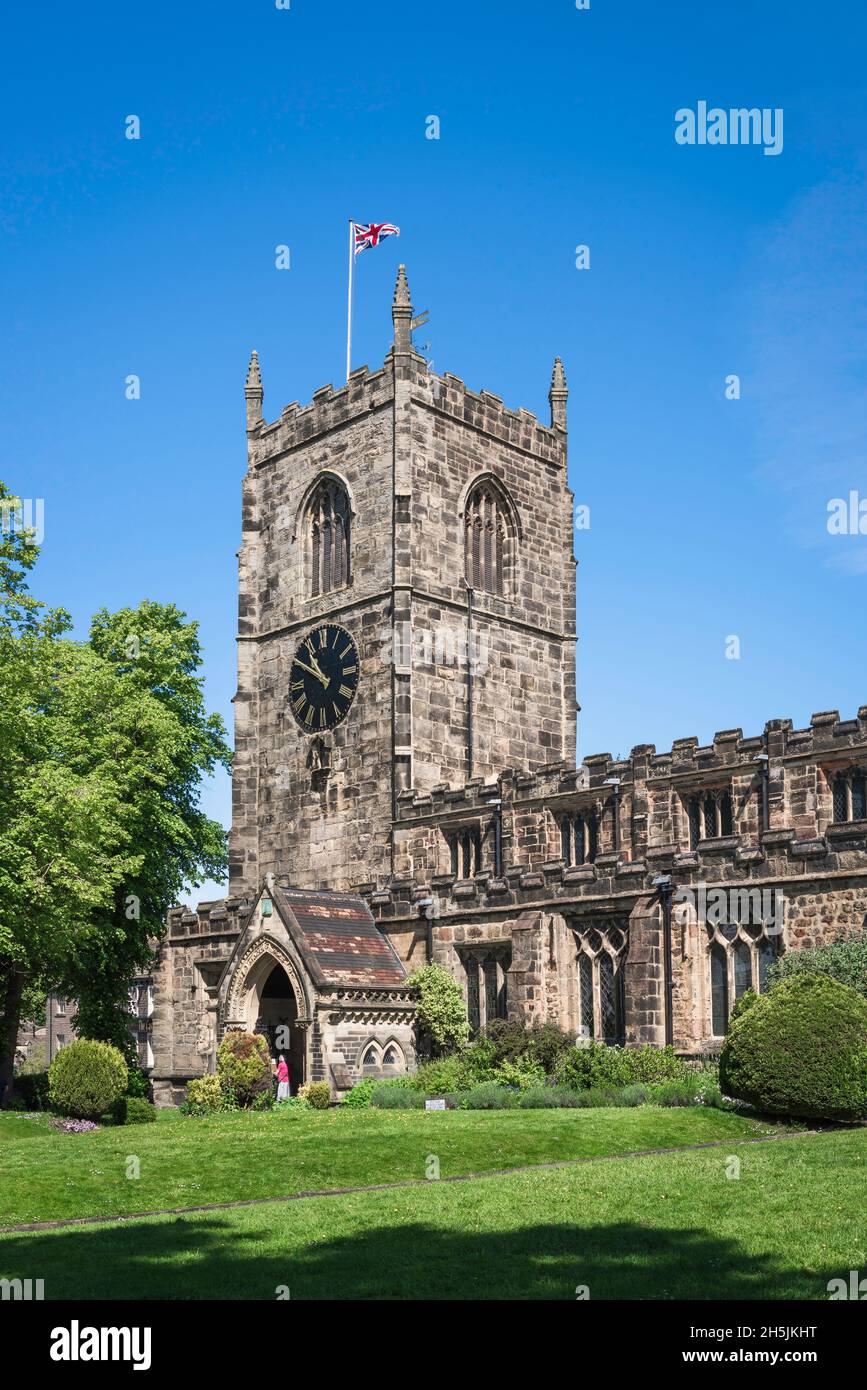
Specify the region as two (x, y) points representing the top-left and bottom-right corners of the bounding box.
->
(306, 477), (351, 597)
(706, 894), (780, 1036)
(684, 789), (734, 848)
(462, 947), (510, 1032)
(464, 479), (517, 596)
(831, 767), (867, 824)
(570, 919), (628, 1043)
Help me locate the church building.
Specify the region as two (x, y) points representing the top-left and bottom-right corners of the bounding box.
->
(149, 267), (867, 1106)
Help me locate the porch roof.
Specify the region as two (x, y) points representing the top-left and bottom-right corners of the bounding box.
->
(277, 887), (407, 987)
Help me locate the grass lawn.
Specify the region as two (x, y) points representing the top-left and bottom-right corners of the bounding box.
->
(0, 1126), (863, 1299)
(0, 1104), (771, 1226)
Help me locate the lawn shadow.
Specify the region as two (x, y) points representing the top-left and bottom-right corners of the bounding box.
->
(0, 1213), (839, 1301)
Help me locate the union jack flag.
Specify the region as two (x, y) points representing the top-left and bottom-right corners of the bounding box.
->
(353, 221), (400, 255)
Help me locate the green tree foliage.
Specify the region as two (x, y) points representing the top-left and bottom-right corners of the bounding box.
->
(0, 478), (231, 1097)
(407, 963), (470, 1055)
(719, 974), (867, 1121)
(48, 1039), (128, 1120)
(767, 931), (867, 1000)
(67, 602), (231, 1060)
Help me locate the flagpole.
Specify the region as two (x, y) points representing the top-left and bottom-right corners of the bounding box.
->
(346, 219), (354, 382)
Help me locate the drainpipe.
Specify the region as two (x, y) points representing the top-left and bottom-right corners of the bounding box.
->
(652, 874), (675, 1047)
(493, 799), (503, 877)
(756, 752), (770, 834)
(463, 579), (474, 780)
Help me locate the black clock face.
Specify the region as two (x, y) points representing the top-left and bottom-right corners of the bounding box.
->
(289, 623), (360, 733)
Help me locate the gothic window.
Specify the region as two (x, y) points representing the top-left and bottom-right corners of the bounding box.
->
(830, 767), (867, 824)
(684, 789), (735, 847)
(705, 894), (781, 1036)
(447, 825), (482, 878)
(571, 919), (628, 1043)
(360, 1044), (379, 1071)
(463, 479), (517, 597)
(560, 810), (598, 865)
(461, 947), (510, 1032)
(382, 1044), (403, 1070)
(306, 477), (351, 598)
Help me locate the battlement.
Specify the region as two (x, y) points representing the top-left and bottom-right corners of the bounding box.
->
(249, 362), (394, 468)
(392, 708), (867, 825)
(413, 361), (565, 466)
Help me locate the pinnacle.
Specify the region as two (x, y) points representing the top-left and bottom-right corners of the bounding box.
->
(246, 349), (262, 390)
(393, 264), (412, 309)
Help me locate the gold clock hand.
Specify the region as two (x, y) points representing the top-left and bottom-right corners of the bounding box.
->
(294, 657), (330, 688)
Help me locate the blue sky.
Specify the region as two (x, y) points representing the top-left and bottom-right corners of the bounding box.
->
(2, 1), (866, 901)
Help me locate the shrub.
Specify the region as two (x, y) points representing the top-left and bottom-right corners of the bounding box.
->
(767, 932), (867, 1001)
(298, 1081), (331, 1110)
(125, 1063), (151, 1100)
(342, 1078), (378, 1107)
(15, 1071), (50, 1111)
(122, 1097), (157, 1124)
(216, 1030), (271, 1108)
(274, 1096), (309, 1112)
(48, 1040), (128, 1120)
(494, 1056), (546, 1090)
(407, 964), (469, 1054)
(554, 1041), (689, 1091)
(453, 1082), (521, 1110)
(719, 975), (867, 1122)
(184, 1074), (223, 1116)
(481, 1019), (574, 1075)
(370, 1084), (426, 1109)
(413, 1053), (487, 1095)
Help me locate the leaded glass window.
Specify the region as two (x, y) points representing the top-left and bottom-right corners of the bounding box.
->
(571, 919), (628, 1044)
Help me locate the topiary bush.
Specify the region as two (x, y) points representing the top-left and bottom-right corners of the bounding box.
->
(216, 1030), (271, 1108)
(767, 931), (867, 1001)
(48, 1040), (128, 1120)
(407, 963), (469, 1055)
(719, 974), (867, 1122)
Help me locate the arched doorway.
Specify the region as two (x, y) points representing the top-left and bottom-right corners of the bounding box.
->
(253, 962), (305, 1094)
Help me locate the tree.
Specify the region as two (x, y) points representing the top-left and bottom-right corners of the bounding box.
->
(0, 479), (231, 1097)
(65, 602), (231, 1059)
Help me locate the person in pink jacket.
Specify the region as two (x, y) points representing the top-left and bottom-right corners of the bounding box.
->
(276, 1054), (290, 1101)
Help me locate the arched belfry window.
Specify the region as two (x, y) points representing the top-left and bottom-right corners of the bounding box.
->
(463, 478), (517, 597)
(307, 476), (351, 598)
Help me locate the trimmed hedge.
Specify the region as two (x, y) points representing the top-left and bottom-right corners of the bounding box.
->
(15, 1071), (50, 1111)
(48, 1040), (128, 1121)
(720, 975), (867, 1122)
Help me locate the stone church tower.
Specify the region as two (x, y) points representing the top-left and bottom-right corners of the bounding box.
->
(231, 265), (577, 896)
(150, 263), (867, 1108)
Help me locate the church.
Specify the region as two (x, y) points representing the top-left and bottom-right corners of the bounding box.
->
(149, 266), (867, 1107)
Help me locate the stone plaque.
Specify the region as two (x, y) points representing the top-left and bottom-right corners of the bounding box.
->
(425, 1098), (446, 1111)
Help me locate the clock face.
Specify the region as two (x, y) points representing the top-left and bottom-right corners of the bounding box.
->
(289, 623), (360, 733)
